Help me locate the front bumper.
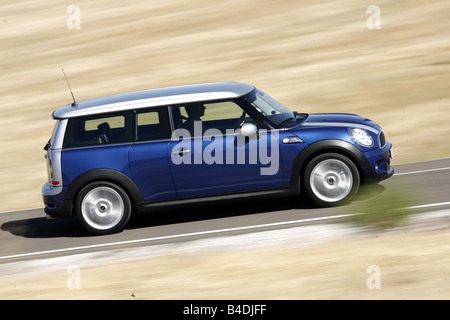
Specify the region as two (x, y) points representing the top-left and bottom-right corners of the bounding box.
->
(42, 182), (72, 218)
(362, 142), (394, 183)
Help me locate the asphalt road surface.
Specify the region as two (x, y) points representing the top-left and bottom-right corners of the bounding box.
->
(1, 158), (449, 263)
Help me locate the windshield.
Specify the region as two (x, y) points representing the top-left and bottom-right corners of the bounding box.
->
(244, 89), (295, 128)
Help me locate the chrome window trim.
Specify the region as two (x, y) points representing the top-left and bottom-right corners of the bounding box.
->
(60, 141), (134, 151)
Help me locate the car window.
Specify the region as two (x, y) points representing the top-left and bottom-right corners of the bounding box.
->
(136, 107), (171, 141)
(63, 112), (133, 148)
(171, 100), (257, 137)
(84, 116), (125, 131)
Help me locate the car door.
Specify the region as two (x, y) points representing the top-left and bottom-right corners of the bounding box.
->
(128, 106), (178, 202)
(167, 100), (284, 198)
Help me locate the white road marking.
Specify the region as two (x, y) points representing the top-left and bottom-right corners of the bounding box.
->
(395, 166), (450, 176)
(2, 201), (450, 261)
(0, 213), (357, 261)
(0, 224), (356, 278)
(405, 202), (450, 210)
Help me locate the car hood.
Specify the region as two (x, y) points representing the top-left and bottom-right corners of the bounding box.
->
(298, 113), (381, 134)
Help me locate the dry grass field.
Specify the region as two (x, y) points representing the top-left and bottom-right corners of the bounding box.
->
(1, 0), (449, 212)
(1, 224), (450, 300)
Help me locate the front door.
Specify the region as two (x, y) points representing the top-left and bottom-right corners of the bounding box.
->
(167, 100), (284, 198)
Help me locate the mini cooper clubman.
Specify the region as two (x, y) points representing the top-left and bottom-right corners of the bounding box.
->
(42, 82), (394, 234)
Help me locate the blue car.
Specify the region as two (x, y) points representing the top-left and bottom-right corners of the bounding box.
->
(42, 82), (393, 234)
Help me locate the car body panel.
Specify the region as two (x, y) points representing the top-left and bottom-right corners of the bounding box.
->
(167, 130), (286, 198)
(60, 144), (133, 185)
(128, 140), (178, 201)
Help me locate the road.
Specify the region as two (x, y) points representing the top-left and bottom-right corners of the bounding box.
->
(1, 158), (449, 263)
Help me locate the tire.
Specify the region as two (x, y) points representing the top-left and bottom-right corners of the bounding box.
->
(75, 181), (132, 235)
(303, 153), (360, 207)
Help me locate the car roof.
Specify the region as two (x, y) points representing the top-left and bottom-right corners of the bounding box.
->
(52, 82), (255, 119)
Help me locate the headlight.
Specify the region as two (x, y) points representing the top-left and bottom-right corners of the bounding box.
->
(350, 128), (374, 147)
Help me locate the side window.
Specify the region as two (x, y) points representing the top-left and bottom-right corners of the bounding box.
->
(63, 112), (133, 148)
(136, 107), (171, 141)
(171, 100), (257, 137)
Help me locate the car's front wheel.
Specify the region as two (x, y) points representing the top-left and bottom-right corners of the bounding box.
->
(303, 153), (360, 207)
(76, 181), (132, 235)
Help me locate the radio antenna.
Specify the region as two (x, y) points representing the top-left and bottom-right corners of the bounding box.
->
(61, 67), (78, 108)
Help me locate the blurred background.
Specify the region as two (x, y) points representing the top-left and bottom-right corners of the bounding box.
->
(1, 0), (450, 300)
(1, 0), (449, 212)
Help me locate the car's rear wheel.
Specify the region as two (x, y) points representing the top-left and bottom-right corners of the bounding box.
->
(303, 153), (360, 206)
(76, 181), (131, 235)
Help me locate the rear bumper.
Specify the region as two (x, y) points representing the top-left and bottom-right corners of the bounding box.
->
(42, 182), (72, 218)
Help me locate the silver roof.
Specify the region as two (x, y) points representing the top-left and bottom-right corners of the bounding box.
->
(53, 82), (255, 119)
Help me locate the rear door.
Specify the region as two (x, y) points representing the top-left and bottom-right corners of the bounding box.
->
(128, 106), (177, 202)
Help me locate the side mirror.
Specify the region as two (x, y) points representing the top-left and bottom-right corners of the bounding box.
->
(240, 123), (258, 139)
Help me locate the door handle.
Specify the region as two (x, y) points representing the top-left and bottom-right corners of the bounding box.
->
(171, 148), (191, 155)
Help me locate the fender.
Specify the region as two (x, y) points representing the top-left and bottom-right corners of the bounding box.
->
(64, 168), (144, 215)
(289, 139), (374, 188)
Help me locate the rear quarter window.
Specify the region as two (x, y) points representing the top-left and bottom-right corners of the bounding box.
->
(63, 112), (134, 148)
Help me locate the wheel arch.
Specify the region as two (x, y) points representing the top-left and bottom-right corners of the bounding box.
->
(64, 169), (143, 216)
(290, 139), (372, 190)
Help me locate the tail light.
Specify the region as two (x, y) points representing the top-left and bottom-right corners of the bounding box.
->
(46, 152), (60, 186)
